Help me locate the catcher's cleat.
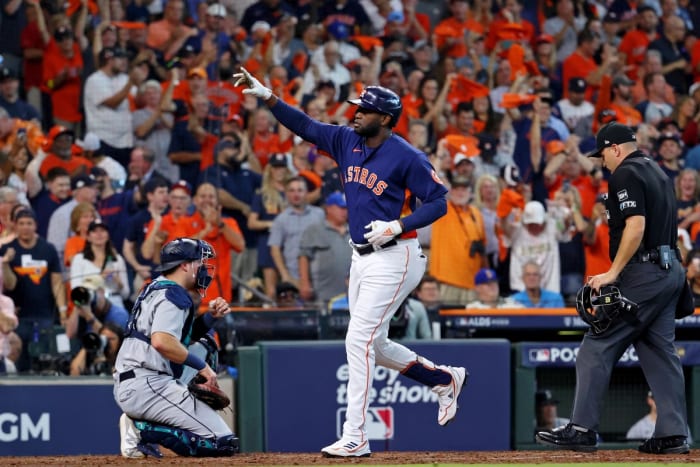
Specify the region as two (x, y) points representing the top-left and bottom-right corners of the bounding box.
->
(638, 436), (689, 454)
(119, 414), (144, 458)
(137, 441), (164, 458)
(536, 423), (598, 452)
(321, 438), (371, 458)
(433, 365), (467, 426)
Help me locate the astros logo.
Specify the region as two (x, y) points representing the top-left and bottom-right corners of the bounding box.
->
(431, 170), (444, 185)
(345, 166), (387, 195)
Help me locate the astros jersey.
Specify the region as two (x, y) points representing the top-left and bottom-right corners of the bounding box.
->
(270, 100), (448, 244)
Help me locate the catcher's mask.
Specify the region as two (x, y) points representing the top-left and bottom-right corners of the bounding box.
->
(575, 284), (638, 334)
(157, 238), (216, 296)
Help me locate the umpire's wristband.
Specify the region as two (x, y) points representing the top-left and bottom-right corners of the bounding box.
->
(183, 352), (206, 371)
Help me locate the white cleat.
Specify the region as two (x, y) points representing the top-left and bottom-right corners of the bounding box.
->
(321, 438), (371, 458)
(119, 413), (144, 458)
(433, 366), (467, 426)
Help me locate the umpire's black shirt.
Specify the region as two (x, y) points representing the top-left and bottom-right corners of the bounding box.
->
(605, 150), (678, 261)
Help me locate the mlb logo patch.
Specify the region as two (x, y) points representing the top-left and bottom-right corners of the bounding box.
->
(528, 348), (550, 362)
(337, 407), (394, 440)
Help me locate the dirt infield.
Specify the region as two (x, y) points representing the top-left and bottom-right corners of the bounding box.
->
(3, 449), (699, 465)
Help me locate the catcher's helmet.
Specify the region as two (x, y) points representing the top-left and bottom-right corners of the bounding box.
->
(348, 86), (402, 127)
(156, 238), (216, 295)
(575, 284), (638, 334)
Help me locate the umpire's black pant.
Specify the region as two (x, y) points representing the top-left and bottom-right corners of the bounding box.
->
(570, 258), (688, 437)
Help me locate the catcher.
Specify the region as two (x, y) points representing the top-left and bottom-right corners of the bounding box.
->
(113, 238), (238, 458)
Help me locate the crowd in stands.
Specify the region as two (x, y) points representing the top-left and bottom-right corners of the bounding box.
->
(0, 0), (700, 373)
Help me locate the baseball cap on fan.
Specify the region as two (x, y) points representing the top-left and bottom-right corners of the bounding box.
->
(568, 77), (586, 94)
(206, 3), (226, 17)
(500, 164), (521, 187)
(474, 268), (498, 285)
(522, 201), (546, 225)
(325, 192), (347, 208)
(586, 122), (637, 158)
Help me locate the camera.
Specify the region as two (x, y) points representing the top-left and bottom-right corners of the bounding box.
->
(82, 331), (108, 352)
(469, 240), (485, 258)
(71, 286), (95, 307)
(82, 331), (111, 375)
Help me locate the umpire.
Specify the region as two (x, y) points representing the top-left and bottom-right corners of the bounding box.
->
(536, 122), (689, 454)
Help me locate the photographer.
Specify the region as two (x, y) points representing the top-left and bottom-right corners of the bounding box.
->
(429, 177), (487, 305)
(69, 321), (124, 376)
(64, 275), (128, 340)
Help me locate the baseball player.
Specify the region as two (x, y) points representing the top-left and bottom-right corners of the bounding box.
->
(536, 122), (689, 454)
(114, 238), (239, 458)
(234, 68), (467, 458)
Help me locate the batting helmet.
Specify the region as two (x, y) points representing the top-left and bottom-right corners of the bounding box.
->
(575, 284), (638, 334)
(348, 86), (402, 127)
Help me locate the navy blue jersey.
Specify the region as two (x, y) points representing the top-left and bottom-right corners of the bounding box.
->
(270, 100), (447, 244)
(0, 238), (61, 320)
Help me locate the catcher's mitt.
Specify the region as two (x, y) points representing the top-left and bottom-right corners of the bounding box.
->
(188, 375), (231, 410)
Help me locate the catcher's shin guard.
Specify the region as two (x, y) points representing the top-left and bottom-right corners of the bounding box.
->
(135, 420), (239, 457)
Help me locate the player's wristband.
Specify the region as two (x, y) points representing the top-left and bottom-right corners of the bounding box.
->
(183, 352), (206, 371)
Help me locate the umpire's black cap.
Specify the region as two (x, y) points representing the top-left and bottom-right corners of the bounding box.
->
(587, 122), (637, 158)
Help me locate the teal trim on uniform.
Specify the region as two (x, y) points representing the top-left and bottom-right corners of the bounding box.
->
(236, 346), (264, 452)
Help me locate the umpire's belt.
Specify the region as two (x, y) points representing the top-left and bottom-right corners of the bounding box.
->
(352, 239), (397, 256)
(629, 246), (681, 264)
(119, 369), (169, 382)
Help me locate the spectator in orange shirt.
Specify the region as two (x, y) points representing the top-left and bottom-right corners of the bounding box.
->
(485, 0), (535, 53)
(391, 0), (430, 43)
(249, 107), (282, 168)
(39, 126), (93, 180)
(20, 0), (50, 123)
(444, 101), (480, 139)
(543, 136), (600, 218)
(608, 74), (644, 127)
(582, 194), (611, 279)
(434, 0), (483, 59)
(63, 202), (98, 267)
(146, 0), (196, 61)
(561, 29), (619, 102)
(172, 182), (244, 307)
(692, 35), (700, 83)
(429, 177), (487, 305)
(42, 26), (84, 133)
(618, 6), (660, 81)
(0, 107), (43, 157)
(141, 180), (192, 265)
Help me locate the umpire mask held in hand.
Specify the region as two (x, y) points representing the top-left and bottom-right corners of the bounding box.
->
(575, 284), (638, 334)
